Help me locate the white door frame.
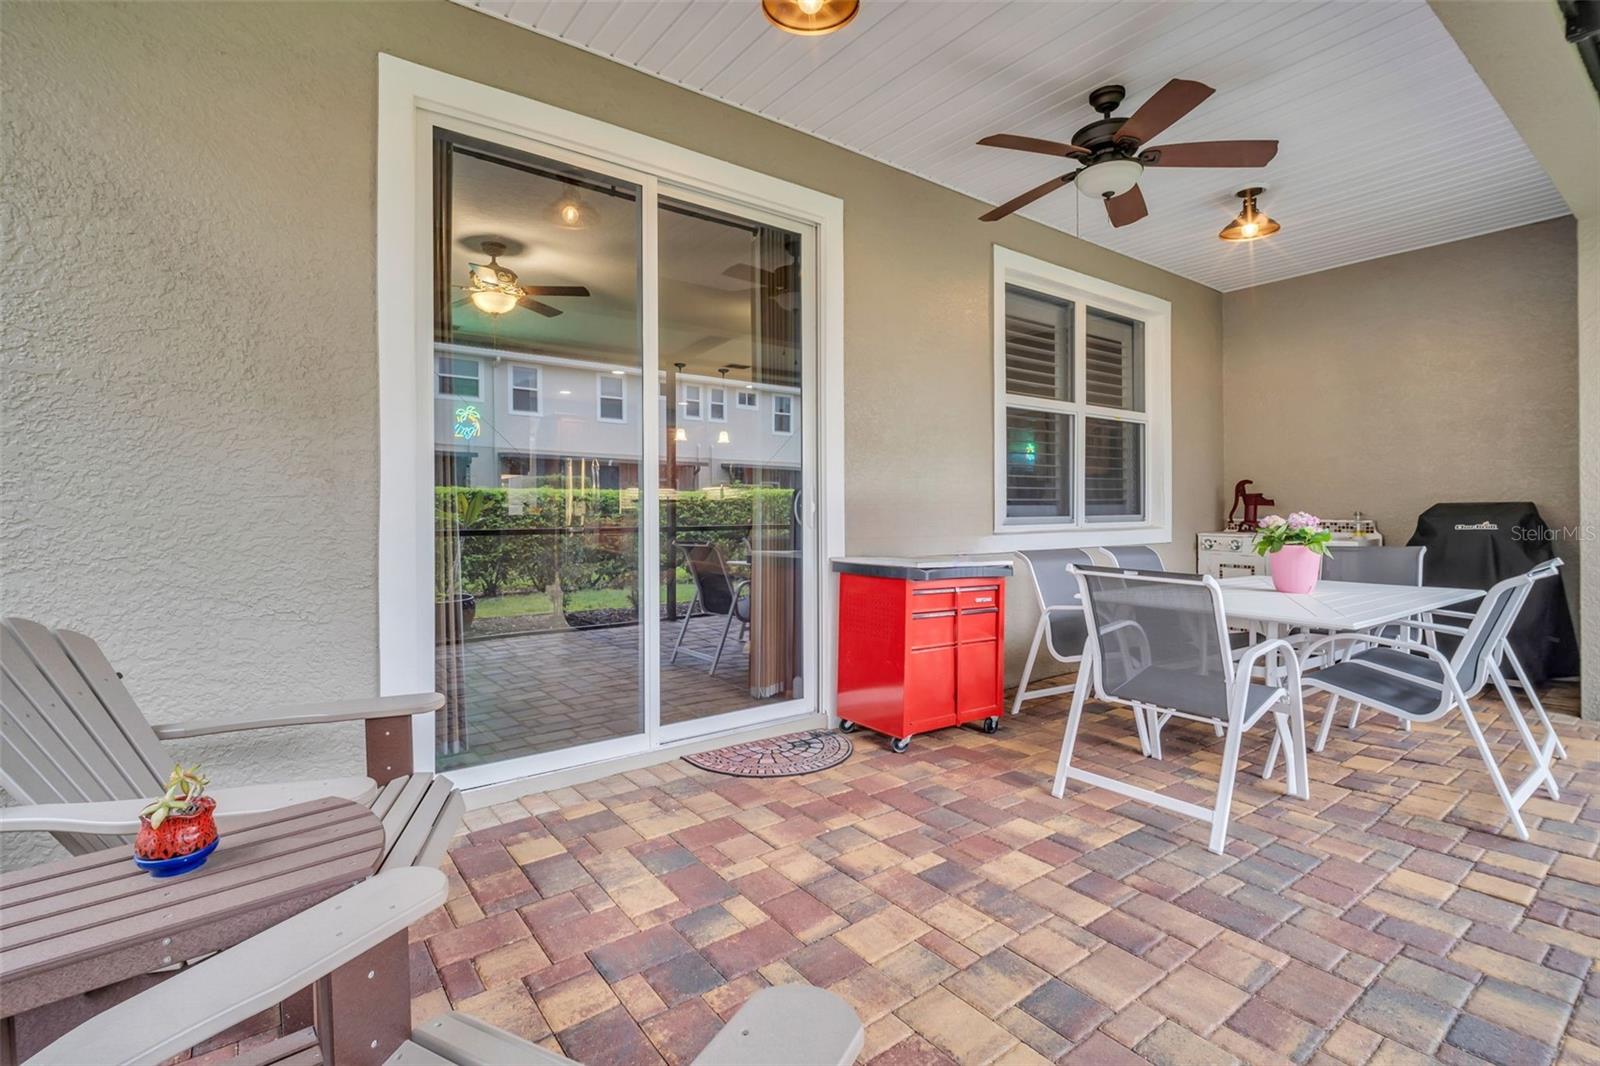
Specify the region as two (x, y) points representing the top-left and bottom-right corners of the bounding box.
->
(375, 56), (845, 785)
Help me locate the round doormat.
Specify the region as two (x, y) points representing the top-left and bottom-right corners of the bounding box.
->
(683, 729), (852, 778)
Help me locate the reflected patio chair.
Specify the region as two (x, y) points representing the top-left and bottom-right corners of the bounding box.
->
(1053, 566), (1308, 854)
(1285, 569), (1558, 840)
(670, 543), (751, 676)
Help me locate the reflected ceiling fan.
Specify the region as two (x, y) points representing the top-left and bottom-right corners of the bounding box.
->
(722, 261), (795, 289)
(455, 240), (591, 317)
(977, 79), (1278, 227)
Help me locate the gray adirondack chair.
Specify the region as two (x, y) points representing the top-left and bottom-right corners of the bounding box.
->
(0, 616), (461, 871)
(25, 867), (866, 1066)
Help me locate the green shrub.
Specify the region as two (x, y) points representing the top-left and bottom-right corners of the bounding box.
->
(435, 485), (795, 603)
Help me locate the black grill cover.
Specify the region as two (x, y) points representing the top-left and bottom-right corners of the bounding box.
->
(1407, 502), (1579, 685)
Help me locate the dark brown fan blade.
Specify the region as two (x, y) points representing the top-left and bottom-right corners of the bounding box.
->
(520, 297), (563, 317)
(977, 134), (1090, 158)
(520, 285), (590, 297)
(1138, 140), (1278, 168)
(1104, 185), (1148, 228)
(979, 173), (1076, 222)
(452, 296), (469, 308)
(1114, 79), (1214, 146)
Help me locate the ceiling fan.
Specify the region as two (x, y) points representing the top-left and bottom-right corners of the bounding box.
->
(976, 79), (1278, 227)
(456, 240), (591, 317)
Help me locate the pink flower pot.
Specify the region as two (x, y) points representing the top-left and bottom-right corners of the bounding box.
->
(1269, 544), (1320, 594)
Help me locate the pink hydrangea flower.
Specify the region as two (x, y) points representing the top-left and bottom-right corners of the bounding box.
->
(1286, 511), (1321, 531)
(1258, 514), (1287, 528)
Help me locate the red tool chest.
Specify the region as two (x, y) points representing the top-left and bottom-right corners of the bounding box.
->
(832, 558), (1013, 753)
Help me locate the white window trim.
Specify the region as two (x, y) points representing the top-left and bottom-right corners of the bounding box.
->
(681, 382), (703, 420)
(508, 364), (540, 415)
(736, 389), (758, 410)
(772, 394), (794, 436)
(708, 386), (727, 422)
(435, 354), (481, 399)
(376, 56), (846, 782)
(989, 245), (1171, 549)
(597, 373), (628, 423)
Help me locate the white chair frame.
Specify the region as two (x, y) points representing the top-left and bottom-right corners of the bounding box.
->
(1052, 567), (1309, 854)
(1010, 549), (1093, 717)
(1284, 572), (1558, 840)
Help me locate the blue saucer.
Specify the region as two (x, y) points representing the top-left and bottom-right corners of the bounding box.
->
(134, 837), (219, 877)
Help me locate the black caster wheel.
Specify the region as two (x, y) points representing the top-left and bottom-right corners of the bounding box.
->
(890, 737), (911, 754)
(983, 716), (1000, 734)
(838, 719), (857, 733)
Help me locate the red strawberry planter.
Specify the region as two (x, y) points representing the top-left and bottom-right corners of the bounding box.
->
(133, 766), (220, 877)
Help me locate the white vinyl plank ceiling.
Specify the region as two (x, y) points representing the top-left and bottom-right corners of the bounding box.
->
(455, 0), (1571, 291)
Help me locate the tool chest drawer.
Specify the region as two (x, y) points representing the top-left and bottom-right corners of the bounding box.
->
(833, 558), (1012, 754)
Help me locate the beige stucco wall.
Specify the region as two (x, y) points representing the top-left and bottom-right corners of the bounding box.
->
(0, 0), (1224, 863)
(1222, 219), (1581, 626)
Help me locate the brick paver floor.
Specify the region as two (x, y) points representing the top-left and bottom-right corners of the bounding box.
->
(439, 619), (785, 771)
(206, 682), (1599, 1065)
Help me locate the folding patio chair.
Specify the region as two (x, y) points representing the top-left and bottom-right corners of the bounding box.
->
(669, 543), (751, 676)
(25, 868), (866, 1066)
(0, 617), (459, 866)
(1010, 548), (1095, 716)
(1287, 569), (1561, 840)
(1097, 544), (1165, 570)
(1052, 566), (1309, 854)
(1429, 557), (1569, 762)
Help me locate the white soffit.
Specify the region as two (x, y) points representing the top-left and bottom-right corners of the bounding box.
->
(455, 0), (1571, 292)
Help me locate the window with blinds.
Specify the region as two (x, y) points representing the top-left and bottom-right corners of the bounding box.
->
(995, 248), (1164, 534)
(1004, 286), (1072, 402)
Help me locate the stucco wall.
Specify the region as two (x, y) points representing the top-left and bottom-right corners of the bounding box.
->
(1222, 219), (1581, 624)
(1, 2), (1224, 864)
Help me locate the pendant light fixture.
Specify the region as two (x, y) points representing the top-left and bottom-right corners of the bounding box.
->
(761, 0), (859, 36)
(1218, 187), (1281, 242)
(550, 182), (598, 229)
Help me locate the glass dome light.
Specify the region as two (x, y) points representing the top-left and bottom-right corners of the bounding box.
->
(1074, 159), (1144, 200)
(469, 289), (520, 315)
(1219, 187), (1281, 242)
(761, 0), (859, 36)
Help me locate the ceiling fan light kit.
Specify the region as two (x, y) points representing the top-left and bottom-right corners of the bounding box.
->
(761, 0), (858, 36)
(976, 79), (1278, 230)
(458, 239), (592, 318)
(1218, 187), (1280, 241)
(1075, 158), (1143, 199)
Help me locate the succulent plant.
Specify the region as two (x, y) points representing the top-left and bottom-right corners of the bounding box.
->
(141, 764), (209, 828)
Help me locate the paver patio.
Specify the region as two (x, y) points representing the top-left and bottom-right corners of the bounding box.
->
(439, 620), (784, 770)
(195, 683), (1597, 1065)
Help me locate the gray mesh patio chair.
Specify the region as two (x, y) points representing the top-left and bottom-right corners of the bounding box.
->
(1305, 545), (1428, 749)
(1284, 569), (1558, 840)
(1098, 544), (1165, 570)
(670, 543), (751, 676)
(1052, 566), (1308, 854)
(1427, 557), (1568, 761)
(26, 867), (865, 1066)
(1011, 548), (1095, 716)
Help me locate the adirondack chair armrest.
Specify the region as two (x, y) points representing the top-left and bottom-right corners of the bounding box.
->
(26, 868), (447, 1066)
(151, 692), (442, 787)
(0, 778), (380, 836)
(149, 692), (444, 740)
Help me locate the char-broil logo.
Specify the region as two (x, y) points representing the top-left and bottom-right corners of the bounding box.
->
(1453, 522), (1498, 531)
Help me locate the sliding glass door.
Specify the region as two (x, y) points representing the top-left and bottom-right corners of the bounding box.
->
(428, 121), (815, 782)
(657, 194), (809, 737)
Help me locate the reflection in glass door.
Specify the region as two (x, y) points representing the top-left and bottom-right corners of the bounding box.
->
(657, 196), (808, 730)
(426, 123), (816, 780)
(432, 130), (644, 772)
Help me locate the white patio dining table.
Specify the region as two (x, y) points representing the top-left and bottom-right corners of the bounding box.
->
(1217, 574), (1483, 644)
